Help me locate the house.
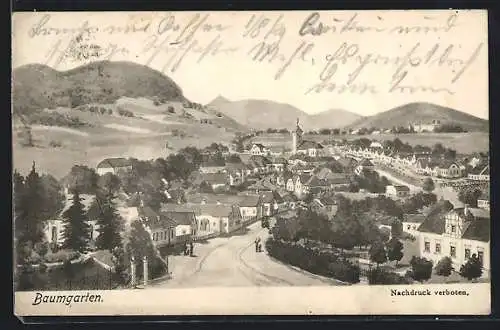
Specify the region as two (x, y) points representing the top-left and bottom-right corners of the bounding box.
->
(44, 194), (100, 248)
(418, 204), (490, 276)
(96, 158), (132, 176)
(250, 143), (269, 156)
(162, 210), (198, 240)
(477, 190), (490, 211)
(435, 160), (462, 178)
(140, 209), (177, 247)
(268, 145), (286, 156)
(310, 197), (338, 219)
(370, 141), (383, 149)
(194, 204), (242, 236)
(267, 157), (287, 172)
(287, 174), (311, 197)
(282, 193), (299, 209)
(239, 195), (263, 221)
(468, 164), (489, 181)
(199, 161), (226, 174)
(226, 162), (248, 186)
(297, 140), (324, 158)
(198, 173), (228, 191)
(354, 159), (375, 175)
(385, 185), (411, 198)
(260, 190), (283, 216)
(403, 213), (426, 236)
(411, 120), (441, 133)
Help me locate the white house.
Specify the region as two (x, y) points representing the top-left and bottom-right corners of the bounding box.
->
(96, 158), (133, 176)
(250, 143), (269, 156)
(477, 190), (490, 211)
(418, 205), (490, 277)
(385, 185), (411, 198)
(403, 213), (426, 236)
(468, 164), (490, 181)
(238, 195), (263, 221)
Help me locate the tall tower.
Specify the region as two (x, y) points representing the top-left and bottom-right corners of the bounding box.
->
(292, 118), (303, 154)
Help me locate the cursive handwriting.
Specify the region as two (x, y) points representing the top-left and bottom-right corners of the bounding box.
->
(142, 33), (238, 74)
(28, 14), (153, 38)
(299, 12), (459, 36)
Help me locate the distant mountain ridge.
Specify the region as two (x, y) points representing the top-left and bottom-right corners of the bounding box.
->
(346, 102), (489, 132)
(207, 97), (363, 130)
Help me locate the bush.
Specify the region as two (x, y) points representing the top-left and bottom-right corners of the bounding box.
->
(265, 238), (360, 283)
(49, 140), (63, 148)
(167, 106), (175, 113)
(368, 267), (412, 285)
(409, 256), (433, 282)
(38, 263), (48, 273)
(435, 256), (454, 277)
(44, 249), (80, 264)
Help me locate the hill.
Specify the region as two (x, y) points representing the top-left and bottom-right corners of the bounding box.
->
(346, 102), (489, 132)
(307, 109), (363, 129)
(207, 97), (362, 130)
(12, 61), (186, 115)
(207, 98), (310, 130)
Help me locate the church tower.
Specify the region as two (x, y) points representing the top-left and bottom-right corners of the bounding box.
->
(292, 118), (303, 154)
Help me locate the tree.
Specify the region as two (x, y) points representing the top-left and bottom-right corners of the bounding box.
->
(65, 165), (99, 194)
(40, 174), (65, 220)
(386, 238), (404, 266)
(422, 177), (435, 193)
(15, 162), (46, 249)
(390, 219), (403, 239)
(61, 190), (91, 253)
(458, 187), (482, 207)
(98, 172), (121, 195)
(126, 221), (166, 279)
(459, 253), (483, 281)
(409, 256), (433, 283)
(227, 154), (242, 163)
(435, 256), (454, 280)
(94, 191), (124, 251)
(369, 240), (387, 266)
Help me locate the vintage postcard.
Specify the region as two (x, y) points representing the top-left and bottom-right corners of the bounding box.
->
(12, 10), (490, 316)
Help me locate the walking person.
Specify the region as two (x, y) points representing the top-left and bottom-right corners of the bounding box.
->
(190, 242), (194, 257)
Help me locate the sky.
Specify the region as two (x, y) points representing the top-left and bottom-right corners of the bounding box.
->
(12, 10), (489, 119)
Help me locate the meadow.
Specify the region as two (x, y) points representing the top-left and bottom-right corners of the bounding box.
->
(13, 98), (237, 179)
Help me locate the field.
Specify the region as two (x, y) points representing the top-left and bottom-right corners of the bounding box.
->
(251, 132), (489, 154)
(13, 97), (239, 179)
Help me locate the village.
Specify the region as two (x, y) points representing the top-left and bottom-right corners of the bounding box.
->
(14, 117), (490, 289)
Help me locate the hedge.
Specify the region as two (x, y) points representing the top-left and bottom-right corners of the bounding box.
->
(265, 238), (360, 284)
(368, 267), (412, 285)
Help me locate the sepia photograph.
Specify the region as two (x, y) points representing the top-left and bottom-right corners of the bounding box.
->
(12, 10), (490, 315)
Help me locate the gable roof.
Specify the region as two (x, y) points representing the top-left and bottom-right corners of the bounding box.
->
(298, 140), (324, 150)
(97, 158), (131, 169)
(390, 185), (410, 192)
(199, 173), (228, 185)
(162, 210), (197, 226)
(461, 218), (490, 242)
(360, 159), (374, 167)
(239, 195), (261, 207)
(404, 213), (426, 223)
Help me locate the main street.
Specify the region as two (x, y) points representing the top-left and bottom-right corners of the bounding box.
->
(148, 222), (345, 288)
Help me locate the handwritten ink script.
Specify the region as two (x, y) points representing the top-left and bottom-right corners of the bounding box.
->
(25, 11), (485, 96)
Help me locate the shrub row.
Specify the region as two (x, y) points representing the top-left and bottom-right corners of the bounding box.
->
(265, 238), (360, 284)
(367, 267), (412, 285)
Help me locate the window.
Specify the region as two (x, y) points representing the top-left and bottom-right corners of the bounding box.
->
(424, 241), (430, 252)
(407, 225), (411, 230)
(451, 225), (456, 233)
(435, 242), (441, 254)
(450, 246), (456, 258)
(478, 251), (484, 265)
(465, 248), (471, 260)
